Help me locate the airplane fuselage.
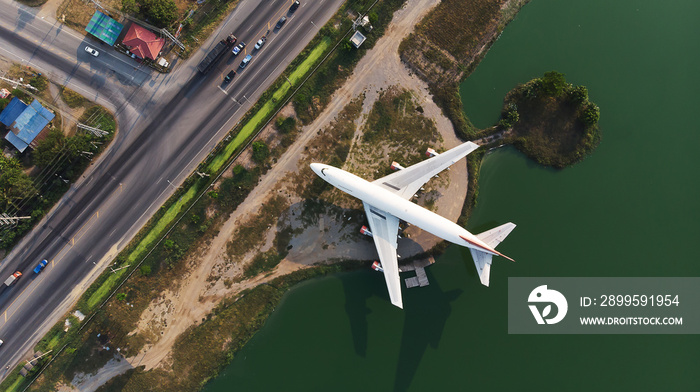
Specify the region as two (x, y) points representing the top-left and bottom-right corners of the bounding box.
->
(310, 163), (499, 257)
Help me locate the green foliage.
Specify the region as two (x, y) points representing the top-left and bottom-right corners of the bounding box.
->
(11, 89), (28, 102)
(499, 105), (520, 129)
(251, 141), (269, 163)
(0, 98), (9, 111)
(121, 0), (139, 14)
(140, 265), (152, 276)
(275, 116), (297, 134)
(569, 85), (588, 105)
(79, 106), (116, 135)
(116, 292), (127, 301)
(164, 239), (175, 251)
(141, 0), (178, 27)
(189, 214), (200, 225)
(243, 250), (283, 279)
(540, 71), (567, 97)
(581, 103), (600, 126)
(33, 128), (66, 168)
(60, 87), (86, 108)
(0, 156), (38, 211)
(29, 75), (48, 92)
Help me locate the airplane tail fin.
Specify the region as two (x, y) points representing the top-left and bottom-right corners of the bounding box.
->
(470, 223), (516, 286)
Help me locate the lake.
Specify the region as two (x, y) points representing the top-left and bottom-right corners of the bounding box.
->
(205, 0), (700, 390)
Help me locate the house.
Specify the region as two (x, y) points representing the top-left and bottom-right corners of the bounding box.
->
(122, 23), (165, 61)
(1, 98), (55, 153)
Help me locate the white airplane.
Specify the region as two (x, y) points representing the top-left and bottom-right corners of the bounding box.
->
(310, 141), (516, 309)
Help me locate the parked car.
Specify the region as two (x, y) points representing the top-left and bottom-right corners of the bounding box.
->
(224, 70), (236, 83)
(275, 16), (287, 29)
(84, 46), (99, 57)
(232, 42), (246, 56)
(254, 37), (266, 50)
(33, 259), (48, 274)
(239, 54), (252, 69)
(289, 0), (300, 12)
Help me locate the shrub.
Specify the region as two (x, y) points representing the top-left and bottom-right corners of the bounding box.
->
(275, 116), (296, 134)
(540, 71), (567, 97)
(140, 265), (151, 276)
(252, 141), (269, 163)
(581, 103), (600, 126)
(60, 88), (86, 108)
(569, 85), (588, 105)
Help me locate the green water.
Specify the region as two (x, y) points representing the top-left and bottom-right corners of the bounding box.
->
(205, 0), (700, 390)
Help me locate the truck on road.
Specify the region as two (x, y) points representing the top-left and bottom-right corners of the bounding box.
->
(4, 271), (22, 286)
(33, 259), (48, 274)
(197, 33), (236, 74)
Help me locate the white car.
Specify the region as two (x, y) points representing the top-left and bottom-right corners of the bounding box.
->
(254, 37), (266, 50)
(84, 46), (99, 57)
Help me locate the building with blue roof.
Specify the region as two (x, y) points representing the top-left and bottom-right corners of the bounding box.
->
(0, 97), (27, 127)
(1, 98), (55, 153)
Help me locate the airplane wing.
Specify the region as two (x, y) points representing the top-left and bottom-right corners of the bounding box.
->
(372, 141), (479, 199)
(363, 202), (403, 308)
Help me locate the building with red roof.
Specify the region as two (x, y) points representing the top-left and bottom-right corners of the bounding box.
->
(122, 23), (165, 60)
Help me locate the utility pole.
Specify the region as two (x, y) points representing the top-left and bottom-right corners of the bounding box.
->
(0, 76), (38, 91)
(77, 123), (109, 137)
(0, 214), (30, 226)
(110, 264), (130, 273)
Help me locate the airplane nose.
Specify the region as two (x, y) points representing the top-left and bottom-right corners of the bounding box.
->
(310, 163), (323, 177)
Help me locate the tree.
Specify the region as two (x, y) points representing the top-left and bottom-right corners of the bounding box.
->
(540, 71), (567, 97)
(33, 129), (67, 168)
(581, 103), (600, 126)
(275, 116), (296, 134)
(142, 0), (178, 27)
(121, 0), (139, 14)
(569, 85), (588, 105)
(252, 141), (269, 163)
(0, 156), (37, 210)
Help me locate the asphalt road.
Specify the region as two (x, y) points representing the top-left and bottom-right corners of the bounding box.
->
(0, 0), (344, 373)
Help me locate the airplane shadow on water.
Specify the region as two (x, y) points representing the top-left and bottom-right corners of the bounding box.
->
(341, 266), (462, 392)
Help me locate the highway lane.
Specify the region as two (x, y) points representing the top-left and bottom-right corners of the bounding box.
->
(0, 0), (344, 371)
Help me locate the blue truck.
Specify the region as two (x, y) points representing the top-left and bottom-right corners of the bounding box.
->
(33, 259), (48, 274)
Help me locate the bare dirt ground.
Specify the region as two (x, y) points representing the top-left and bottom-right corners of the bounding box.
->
(69, 0), (473, 385)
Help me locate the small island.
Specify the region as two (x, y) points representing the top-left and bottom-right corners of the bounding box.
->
(489, 71), (601, 168)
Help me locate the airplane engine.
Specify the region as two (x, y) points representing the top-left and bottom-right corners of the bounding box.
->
(360, 225), (373, 237)
(425, 147), (438, 157)
(391, 161), (404, 171)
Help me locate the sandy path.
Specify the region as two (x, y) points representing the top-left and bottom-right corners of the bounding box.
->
(123, 0), (463, 374)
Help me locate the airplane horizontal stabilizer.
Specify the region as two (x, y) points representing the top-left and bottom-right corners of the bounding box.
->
(476, 222), (516, 249)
